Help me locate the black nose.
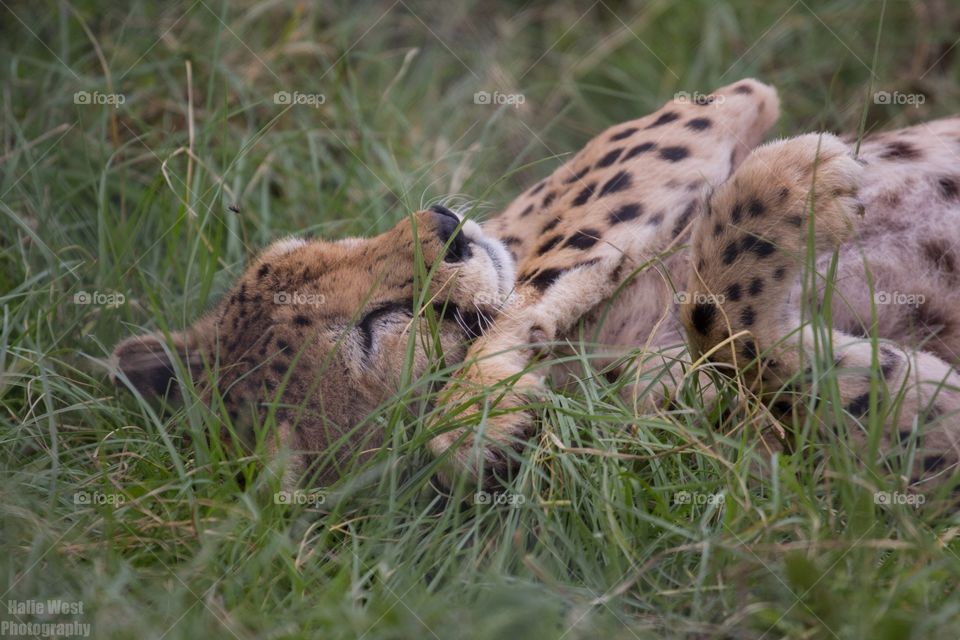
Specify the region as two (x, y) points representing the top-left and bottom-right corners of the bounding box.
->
(430, 205), (471, 262)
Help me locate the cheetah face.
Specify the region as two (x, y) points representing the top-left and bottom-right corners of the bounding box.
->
(111, 205), (515, 479)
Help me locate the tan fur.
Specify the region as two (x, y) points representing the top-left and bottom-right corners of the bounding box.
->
(432, 81), (960, 489)
(112, 209), (515, 486)
(429, 79), (782, 485)
(683, 130), (960, 487)
(112, 79), (960, 491)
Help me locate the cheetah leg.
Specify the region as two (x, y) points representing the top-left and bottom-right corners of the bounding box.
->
(427, 255), (627, 488)
(681, 133), (960, 486)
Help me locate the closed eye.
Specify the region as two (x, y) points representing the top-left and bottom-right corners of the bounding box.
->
(356, 301), (413, 355)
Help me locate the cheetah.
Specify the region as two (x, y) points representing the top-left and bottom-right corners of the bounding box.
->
(112, 79), (960, 492)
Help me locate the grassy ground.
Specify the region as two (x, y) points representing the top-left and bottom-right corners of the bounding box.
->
(3, 1), (960, 638)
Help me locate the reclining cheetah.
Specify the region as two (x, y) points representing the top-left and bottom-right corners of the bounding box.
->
(112, 79), (960, 491)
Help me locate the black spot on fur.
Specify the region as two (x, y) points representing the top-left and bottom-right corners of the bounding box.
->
(672, 201), (698, 237)
(271, 361), (289, 376)
(609, 127), (638, 142)
(880, 141), (921, 161)
(922, 239), (956, 275)
(542, 191), (556, 208)
(938, 176), (959, 200)
(529, 268), (563, 292)
(541, 219), (560, 233)
(598, 171), (632, 197)
(530, 182), (546, 195)
(748, 277), (764, 297)
(564, 229), (600, 250)
(501, 235), (523, 246)
(573, 183), (596, 206)
(722, 241), (741, 265)
(774, 266), (787, 280)
(293, 314), (311, 327)
(726, 283), (742, 302)
(923, 454), (949, 473)
(733, 83), (753, 94)
(742, 339), (757, 360)
(772, 400), (792, 415)
(778, 187), (790, 203)
(257, 264), (270, 278)
(713, 222), (724, 237)
(537, 235), (563, 255)
(731, 202), (743, 224)
(622, 142), (656, 161)
(690, 302), (717, 335)
(913, 302), (950, 333)
(564, 167), (589, 184)
(748, 199), (765, 218)
(787, 215), (803, 227)
(646, 111), (680, 128)
(659, 146), (690, 162)
(608, 203), (643, 225)
(685, 117), (711, 131)
(647, 212), (664, 226)
(596, 148), (623, 168)
(742, 235), (776, 258)
(520, 204), (534, 217)
(847, 393), (871, 418)
(740, 306), (755, 326)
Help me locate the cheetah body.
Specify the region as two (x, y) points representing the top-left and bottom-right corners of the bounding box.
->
(114, 79), (960, 489)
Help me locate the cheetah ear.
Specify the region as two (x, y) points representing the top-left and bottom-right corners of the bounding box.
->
(110, 316), (216, 399)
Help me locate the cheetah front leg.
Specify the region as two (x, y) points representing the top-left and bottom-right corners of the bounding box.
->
(428, 254), (627, 488)
(681, 133), (960, 485)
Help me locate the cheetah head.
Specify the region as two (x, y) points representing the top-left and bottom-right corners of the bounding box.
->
(111, 205), (515, 483)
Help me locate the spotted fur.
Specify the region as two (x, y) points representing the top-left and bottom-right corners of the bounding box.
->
(112, 78), (960, 493)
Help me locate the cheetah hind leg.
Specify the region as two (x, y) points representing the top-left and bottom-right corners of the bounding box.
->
(681, 133), (960, 489)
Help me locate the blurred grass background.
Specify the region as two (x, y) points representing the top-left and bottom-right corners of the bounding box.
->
(2, 1), (960, 638)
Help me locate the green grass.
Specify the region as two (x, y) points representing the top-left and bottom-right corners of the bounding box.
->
(3, 1), (960, 638)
